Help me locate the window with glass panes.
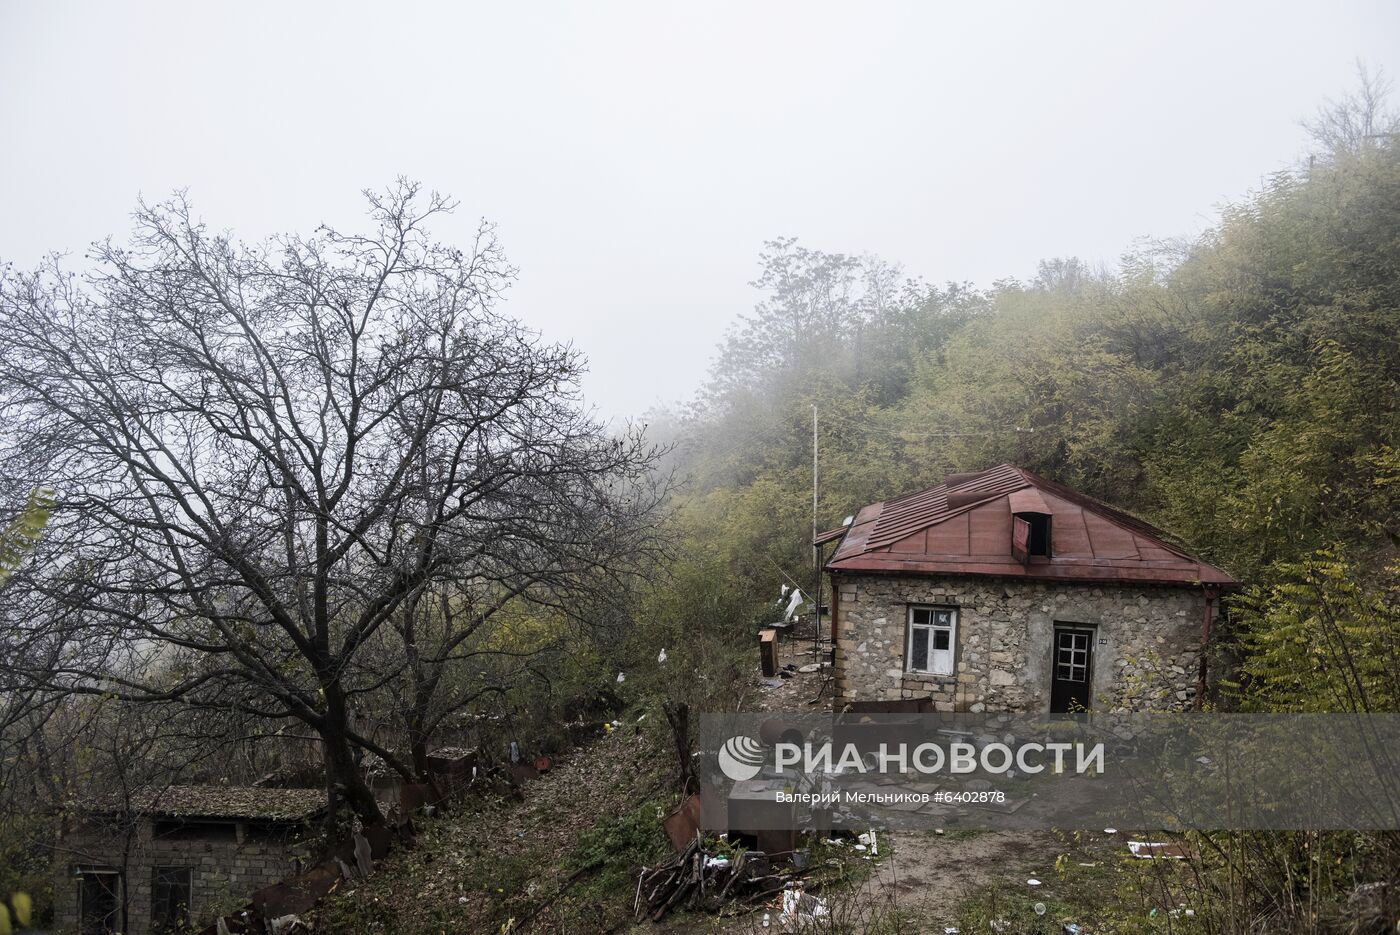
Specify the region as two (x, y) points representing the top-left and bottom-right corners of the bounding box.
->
(906, 606), (956, 675)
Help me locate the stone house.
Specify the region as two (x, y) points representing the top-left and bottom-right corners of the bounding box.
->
(820, 464), (1236, 713)
(55, 785), (323, 935)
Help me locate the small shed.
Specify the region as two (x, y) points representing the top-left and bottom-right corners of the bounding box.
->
(55, 784), (325, 935)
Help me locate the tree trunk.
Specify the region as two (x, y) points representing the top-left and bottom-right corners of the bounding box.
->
(322, 687), (385, 825)
(409, 727), (431, 786)
(406, 665), (437, 783)
(661, 701), (698, 796)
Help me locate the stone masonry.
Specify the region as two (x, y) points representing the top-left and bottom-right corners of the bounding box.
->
(832, 573), (1205, 713)
(53, 819), (312, 935)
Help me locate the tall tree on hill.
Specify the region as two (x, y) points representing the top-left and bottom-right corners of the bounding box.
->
(0, 182), (664, 824)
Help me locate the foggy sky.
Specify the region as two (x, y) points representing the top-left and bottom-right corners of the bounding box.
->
(2, 2), (1397, 419)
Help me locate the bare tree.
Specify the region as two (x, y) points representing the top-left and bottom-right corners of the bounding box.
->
(0, 181), (665, 824)
(1302, 61), (1400, 156)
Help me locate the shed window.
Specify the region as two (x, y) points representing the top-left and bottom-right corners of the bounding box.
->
(907, 606), (956, 676)
(152, 866), (193, 933)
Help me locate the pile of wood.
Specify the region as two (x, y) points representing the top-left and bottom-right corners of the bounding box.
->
(632, 834), (808, 922)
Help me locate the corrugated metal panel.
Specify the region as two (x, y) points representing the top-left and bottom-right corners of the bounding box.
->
(826, 463), (1239, 588)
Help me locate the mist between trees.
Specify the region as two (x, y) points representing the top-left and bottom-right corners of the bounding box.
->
(1, 75), (1399, 933)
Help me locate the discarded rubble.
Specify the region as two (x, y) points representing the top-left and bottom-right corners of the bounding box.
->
(633, 833), (831, 923)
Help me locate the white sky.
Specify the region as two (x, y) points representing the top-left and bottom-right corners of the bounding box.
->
(2, 2), (1398, 419)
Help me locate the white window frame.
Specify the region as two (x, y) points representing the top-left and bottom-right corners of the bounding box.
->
(906, 605), (957, 676)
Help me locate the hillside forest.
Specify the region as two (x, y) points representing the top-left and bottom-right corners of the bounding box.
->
(1, 77), (1398, 933)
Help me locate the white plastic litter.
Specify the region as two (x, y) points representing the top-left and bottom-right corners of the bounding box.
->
(784, 588), (804, 620)
(1027, 878), (1042, 886)
(658, 648), (668, 663)
(780, 883), (829, 925)
(268, 916), (306, 935)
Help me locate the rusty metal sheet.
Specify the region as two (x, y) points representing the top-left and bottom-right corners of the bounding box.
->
(826, 463), (1238, 588)
(968, 500), (1012, 556)
(925, 511), (969, 555)
(663, 793), (702, 852)
(1012, 515), (1030, 563)
(1008, 487), (1051, 515)
(888, 529), (926, 553)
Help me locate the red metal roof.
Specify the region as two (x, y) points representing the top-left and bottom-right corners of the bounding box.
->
(824, 464), (1237, 587)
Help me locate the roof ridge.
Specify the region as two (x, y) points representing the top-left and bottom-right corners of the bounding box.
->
(828, 463), (1236, 586)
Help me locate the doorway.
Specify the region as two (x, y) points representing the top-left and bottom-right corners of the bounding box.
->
(1050, 626), (1094, 713)
(78, 870), (121, 935)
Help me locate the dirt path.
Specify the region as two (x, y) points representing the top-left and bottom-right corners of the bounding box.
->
(865, 830), (1067, 929)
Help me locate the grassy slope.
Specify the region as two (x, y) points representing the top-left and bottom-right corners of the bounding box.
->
(314, 729), (674, 934)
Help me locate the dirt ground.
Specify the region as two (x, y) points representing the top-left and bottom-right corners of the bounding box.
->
(694, 646), (1078, 933)
(864, 829), (1069, 928)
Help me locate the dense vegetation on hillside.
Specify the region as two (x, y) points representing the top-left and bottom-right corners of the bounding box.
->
(637, 108), (1399, 714)
(610, 93), (1400, 932)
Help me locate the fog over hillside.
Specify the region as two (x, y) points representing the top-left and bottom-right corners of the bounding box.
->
(2, 2), (1398, 417)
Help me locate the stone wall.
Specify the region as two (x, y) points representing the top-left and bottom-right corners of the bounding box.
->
(53, 819), (313, 935)
(831, 573), (1206, 712)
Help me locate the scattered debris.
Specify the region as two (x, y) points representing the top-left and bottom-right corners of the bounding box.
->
(760, 629), (780, 677)
(658, 648), (668, 663)
(353, 831), (373, 878)
(1128, 840), (1189, 860)
(780, 880), (828, 927)
(633, 835), (817, 923)
(268, 913), (309, 935)
(785, 589), (804, 621)
(662, 794), (702, 852)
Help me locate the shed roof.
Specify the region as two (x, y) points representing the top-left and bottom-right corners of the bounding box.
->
(90, 784), (326, 822)
(824, 464), (1237, 587)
